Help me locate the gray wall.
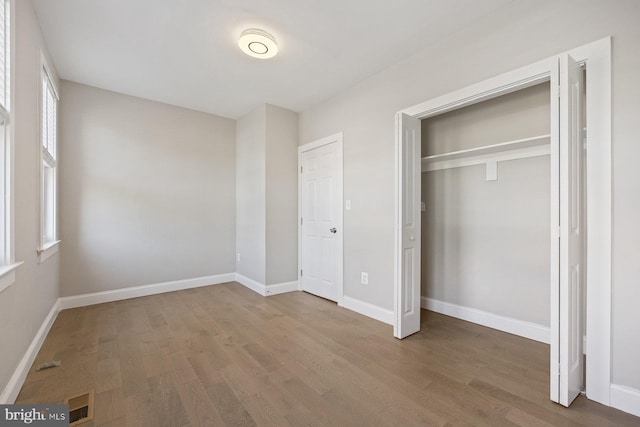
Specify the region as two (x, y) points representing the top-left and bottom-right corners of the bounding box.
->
(235, 106), (266, 283)
(421, 84), (551, 326)
(236, 104), (299, 286)
(298, 0), (640, 390)
(59, 81), (236, 296)
(0, 0), (60, 398)
(265, 105), (299, 285)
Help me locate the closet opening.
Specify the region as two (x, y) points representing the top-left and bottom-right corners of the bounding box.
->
(420, 82), (557, 347)
(395, 39), (611, 408)
(419, 78), (587, 398)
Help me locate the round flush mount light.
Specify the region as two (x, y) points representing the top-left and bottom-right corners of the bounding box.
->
(238, 29), (278, 59)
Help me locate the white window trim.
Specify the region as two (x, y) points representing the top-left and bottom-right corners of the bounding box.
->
(0, 0), (19, 290)
(0, 261), (22, 294)
(37, 240), (60, 264)
(37, 51), (60, 263)
(0, 105), (12, 279)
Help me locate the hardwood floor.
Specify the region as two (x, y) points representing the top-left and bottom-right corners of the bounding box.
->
(16, 282), (639, 426)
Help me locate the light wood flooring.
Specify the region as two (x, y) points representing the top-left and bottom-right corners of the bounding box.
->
(16, 282), (639, 426)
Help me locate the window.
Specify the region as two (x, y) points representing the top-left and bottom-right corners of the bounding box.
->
(0, 0), (17, 291)
(38, 61), (60, 262)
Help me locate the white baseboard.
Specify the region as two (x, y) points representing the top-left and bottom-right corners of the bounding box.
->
(611, 384), (640, 417)
(58, 273), (235, 310)
(265, 281), (299, 296)
(421, 297), (550, 344)
(235, 274), (267, 295)
(235, 274), (298, 297)
(59, 273), (296, 309)
(0, 300), (60, 404)
(342, 296), (394, 325)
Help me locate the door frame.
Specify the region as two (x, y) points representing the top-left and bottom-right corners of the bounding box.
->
(394, 38), (611, 406)
(298, 132), (344, 306)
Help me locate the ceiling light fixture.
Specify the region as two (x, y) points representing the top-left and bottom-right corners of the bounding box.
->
(238, 29), (278, 59)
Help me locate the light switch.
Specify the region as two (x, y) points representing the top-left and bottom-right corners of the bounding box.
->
(345, 200), (352, 211)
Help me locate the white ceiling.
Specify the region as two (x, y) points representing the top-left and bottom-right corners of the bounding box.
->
(31, 0), (514, 119)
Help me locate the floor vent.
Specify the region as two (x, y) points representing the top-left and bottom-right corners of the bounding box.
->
(64, 390), (94, 426)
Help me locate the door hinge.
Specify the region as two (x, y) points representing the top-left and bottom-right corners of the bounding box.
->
(558, 363), (561, 377)
(301, 217), (303, 225)
(300, 269), (303, 276)
(300, 166), (303, 173)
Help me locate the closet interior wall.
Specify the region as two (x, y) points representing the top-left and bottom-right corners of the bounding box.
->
(421, 83), (552, 329)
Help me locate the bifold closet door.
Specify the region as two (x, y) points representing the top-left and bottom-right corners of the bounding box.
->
(395, 113), (421, 339)
(557, 53), (585, 407)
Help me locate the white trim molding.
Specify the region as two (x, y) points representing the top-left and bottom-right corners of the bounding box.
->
(58, 273), (235, 310)
(37, 52), (60, 258)
(0, 261), (22, 293)
(578, 37), (612, 407)
(422, 297), (550, 344)
(235, 273), (299, 297)
(0, 300), (60, 404)
(342, 296), (394, 325)
(265, 281), (299, 296)
(235, 276), (394, 324)
(37, 240), (60, 264)
(235, 273), (266, 295)
(610, 384), (640, 418)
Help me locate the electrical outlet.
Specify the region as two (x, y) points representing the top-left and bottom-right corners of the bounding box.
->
(361, 272), (368, 285)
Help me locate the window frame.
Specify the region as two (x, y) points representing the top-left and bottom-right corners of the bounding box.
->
(37, 53), (60, 264)
(0, 0), (21, 293)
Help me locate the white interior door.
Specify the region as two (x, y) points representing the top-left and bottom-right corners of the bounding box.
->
(558, 53), (585, 407)
(299, 138), (343, 302)
(394, 113), (421, 338)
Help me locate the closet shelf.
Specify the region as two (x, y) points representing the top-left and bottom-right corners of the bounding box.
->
(421, 134), (551, 181)
(423, 134), (550, 163)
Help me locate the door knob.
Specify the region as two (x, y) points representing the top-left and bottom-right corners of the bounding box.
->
(409, 236), (415, 241)
(329, 227), (337, 234)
